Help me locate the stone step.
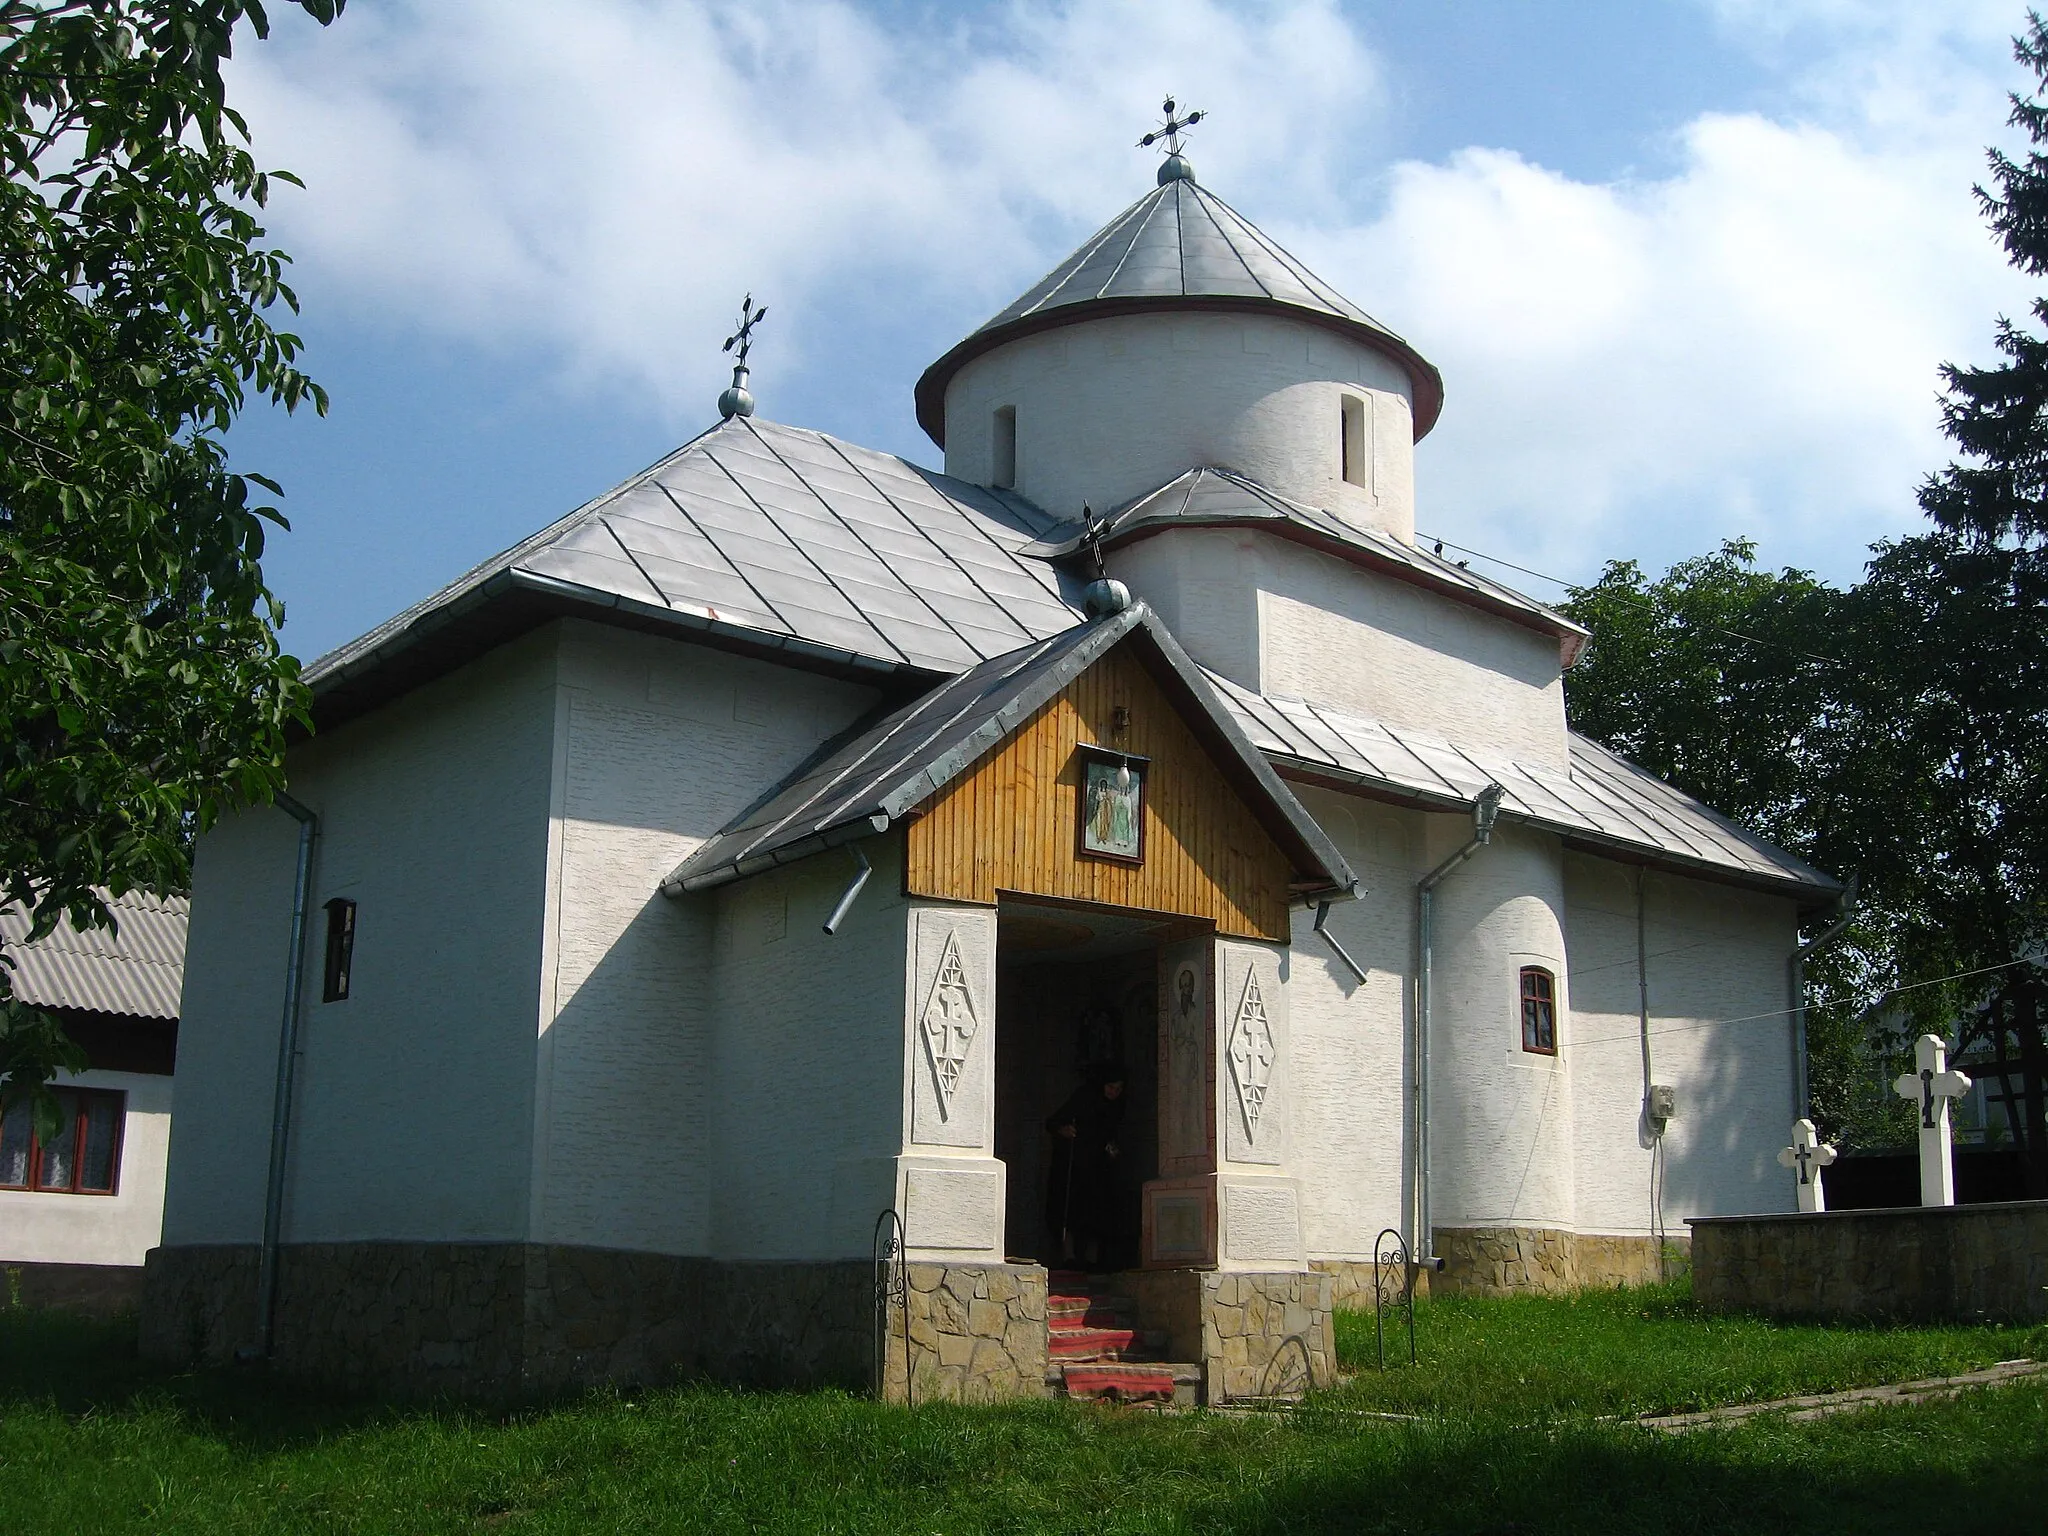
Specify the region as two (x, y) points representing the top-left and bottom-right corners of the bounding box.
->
(1058, 1361), (1201, 1406)
(1046, 1324), (1164, 1362)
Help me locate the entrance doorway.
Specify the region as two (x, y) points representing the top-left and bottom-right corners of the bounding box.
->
(993, 899), (1204, 1266)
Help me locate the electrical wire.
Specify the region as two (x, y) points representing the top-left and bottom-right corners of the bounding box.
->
(1561, 957), (2031, 1052)
(1416, 530), (1845, 666)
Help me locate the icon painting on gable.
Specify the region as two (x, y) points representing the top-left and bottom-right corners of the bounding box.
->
(1079, 747), (1146, 863)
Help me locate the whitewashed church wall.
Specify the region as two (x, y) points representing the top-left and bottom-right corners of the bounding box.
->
(1285, 787), (1418, 1261)
(944, 312), (1416, 538)
(1255, 540), (1569, 768)
(534, 620), (883, 1257)
(162, 799), (308, 1245)
(1564, 855), (1799, 1235)
(275, 633), (558, 1243)
(166, 632), (559, 1247)
(1426, 819), (1578, 1233)
(1107, 531), (1567, 768)
(704, 844), (911, 1262)
(0, 1070), (171, 1266)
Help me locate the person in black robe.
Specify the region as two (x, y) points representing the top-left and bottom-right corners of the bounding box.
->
(1045, 1063), (1127, 1265)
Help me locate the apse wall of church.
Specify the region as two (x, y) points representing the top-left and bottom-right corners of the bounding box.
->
(1562, 855), (1799, 1238)
(943, 312), (1415, 537)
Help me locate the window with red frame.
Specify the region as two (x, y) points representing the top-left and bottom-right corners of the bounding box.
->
(1520, 967), (1557, 1055)
(0, 1088), (123, 1194)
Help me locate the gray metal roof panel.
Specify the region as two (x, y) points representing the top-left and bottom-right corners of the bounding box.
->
(1209, 676), (1837, 896)
(1, 890), (187, 1020)
(307, 417), (1087, 694)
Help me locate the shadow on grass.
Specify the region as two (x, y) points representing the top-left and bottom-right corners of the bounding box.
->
(0, 1308), (515, 1448)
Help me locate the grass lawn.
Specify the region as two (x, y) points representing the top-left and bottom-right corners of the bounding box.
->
(0, 1288), (2043, 1534)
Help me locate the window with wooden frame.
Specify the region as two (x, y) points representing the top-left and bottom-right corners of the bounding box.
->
(0, 1087), (124, 1195)
(1519, 966), (1557, 1055)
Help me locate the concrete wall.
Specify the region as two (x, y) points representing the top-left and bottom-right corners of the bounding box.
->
(164, 630), (559, 1249)
(0, 1068), (172, 1267)
(534, 621), (881, 1258)
(1109, 529), (1567, 768)
(943, 312), (1416, 538)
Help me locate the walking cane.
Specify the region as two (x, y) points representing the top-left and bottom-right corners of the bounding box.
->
(1060, 1131), (1078, 1262)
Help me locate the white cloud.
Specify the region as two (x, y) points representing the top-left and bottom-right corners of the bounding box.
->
(234, 0), (2039, 585)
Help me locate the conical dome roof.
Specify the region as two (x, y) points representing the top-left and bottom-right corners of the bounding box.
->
(916, 173), (1442, 447)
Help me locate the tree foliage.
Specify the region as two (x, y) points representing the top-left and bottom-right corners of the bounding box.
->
(1, 0), (341, 1134)
(1563, 16), (2048, 1179)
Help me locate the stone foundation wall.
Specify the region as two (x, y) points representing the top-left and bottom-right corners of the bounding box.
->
(1431, 1227), (1685, 1297)
(1117, 1267), (1334, 1402)
(885, 1263), (1048, 1404)
(1310, 1258), (1432, 1311)
(145, 1242), (891, 1399)
(4, 1260), (146, 1317)
(1691, 1200), (2048, 1323)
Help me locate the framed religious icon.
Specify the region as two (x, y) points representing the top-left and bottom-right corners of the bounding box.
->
(1076, 746), (1148, 864)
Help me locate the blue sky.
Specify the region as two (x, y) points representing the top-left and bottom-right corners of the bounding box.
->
(225, 0), (2035, 661)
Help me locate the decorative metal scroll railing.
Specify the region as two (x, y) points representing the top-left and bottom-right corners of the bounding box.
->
(1373, 1226), (1417, 1368)
(872, 1208), (910, 1405)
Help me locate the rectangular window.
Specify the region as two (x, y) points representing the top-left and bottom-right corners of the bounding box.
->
(0, 1088), (124, 1195)
(992, 405), (1017, 490)
(1520, 966), (1557, 1054)
(322, 897), (357, 1003)
(1341, 393), (1368, 488)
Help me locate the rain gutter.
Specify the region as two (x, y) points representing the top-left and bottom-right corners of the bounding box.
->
(1412, 782), (1505, 1263)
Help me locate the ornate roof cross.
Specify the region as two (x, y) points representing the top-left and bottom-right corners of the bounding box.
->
(718, 292), (767, 420)
(1139, 95), (1205, 184)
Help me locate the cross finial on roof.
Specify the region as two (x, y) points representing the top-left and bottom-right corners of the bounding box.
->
(1138, 95), (1204, 184)
(718, 292), (767, 420)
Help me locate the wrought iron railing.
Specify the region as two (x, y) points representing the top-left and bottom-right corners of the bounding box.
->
(1373, 1226), (1417, 1368)
(872, 1208), (910, 1405)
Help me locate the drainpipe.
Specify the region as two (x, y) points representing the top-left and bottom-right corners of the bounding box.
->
(822, 844), (873, 936)
(1412, 782), (1506, 1263)
(1313, 886), (1369, 984)
(1788, 874), (1858, 1122)
(250, 792), (318, 1362)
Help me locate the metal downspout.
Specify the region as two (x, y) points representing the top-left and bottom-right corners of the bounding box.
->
(253, 793), (318, 1362)
(1412, 783), (1505, 1262)
(1788, 875), (1858, 1121)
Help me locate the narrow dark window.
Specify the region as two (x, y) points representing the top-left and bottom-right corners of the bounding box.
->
(322, 897), (357, 1003)
(1520, 966), (1557, 1054)
(0, 1088), (125, 1195)
(992, 405), (1017, 490)
(1341, 393), (1368, 488)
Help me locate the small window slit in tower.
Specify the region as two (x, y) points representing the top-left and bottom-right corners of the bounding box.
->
(1341, 393), (1368, 489)
(992, 405), (1017, 490)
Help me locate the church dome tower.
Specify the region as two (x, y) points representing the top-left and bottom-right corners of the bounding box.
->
(915, 151), (1441, 541)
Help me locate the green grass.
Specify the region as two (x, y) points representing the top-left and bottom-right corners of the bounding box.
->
(1329, 1280), (2048, 1417)
(1, 1295), (2044, 1534)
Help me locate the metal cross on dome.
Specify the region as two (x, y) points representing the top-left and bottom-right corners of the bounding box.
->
(723, 293), (767, 367)
(1138, 95), (1205, 158)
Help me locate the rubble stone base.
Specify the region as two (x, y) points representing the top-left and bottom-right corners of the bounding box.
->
(143, 1242), (890, 1400)
(1117, 1266), (1334, 1402)
(1431, 1227), (1685, 1297)
(884, 1263), (1048, 1404)
(3, 1260), (147, 1317)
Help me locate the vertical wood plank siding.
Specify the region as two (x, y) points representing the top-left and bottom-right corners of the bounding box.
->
(905, 644), (1293, 940)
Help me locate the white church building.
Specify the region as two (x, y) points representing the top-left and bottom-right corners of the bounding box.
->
(143, 142), (1838, 1404)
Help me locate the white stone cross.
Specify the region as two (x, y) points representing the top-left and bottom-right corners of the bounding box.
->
(1777, 1117), (1838, 1213)
(1893, 1034), (1971, 1207)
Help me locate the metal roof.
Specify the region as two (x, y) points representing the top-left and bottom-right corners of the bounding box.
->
(663, 601), (1355, 900)
(1024, 466), (1589, 661)
(1207, 673), (1839, 902)
(915, 175), (1444, 447)
(0, 890), (187, 1020)
(306, 416), (1086, 696)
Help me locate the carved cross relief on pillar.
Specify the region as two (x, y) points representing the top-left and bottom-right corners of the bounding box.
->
(920, 930), (980, 1118)
(1228, 965), (1276, 1139)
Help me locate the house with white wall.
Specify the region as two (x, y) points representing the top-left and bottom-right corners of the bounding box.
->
(144, 146), (1839, 1403)
(2, 890), (183, 1313)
